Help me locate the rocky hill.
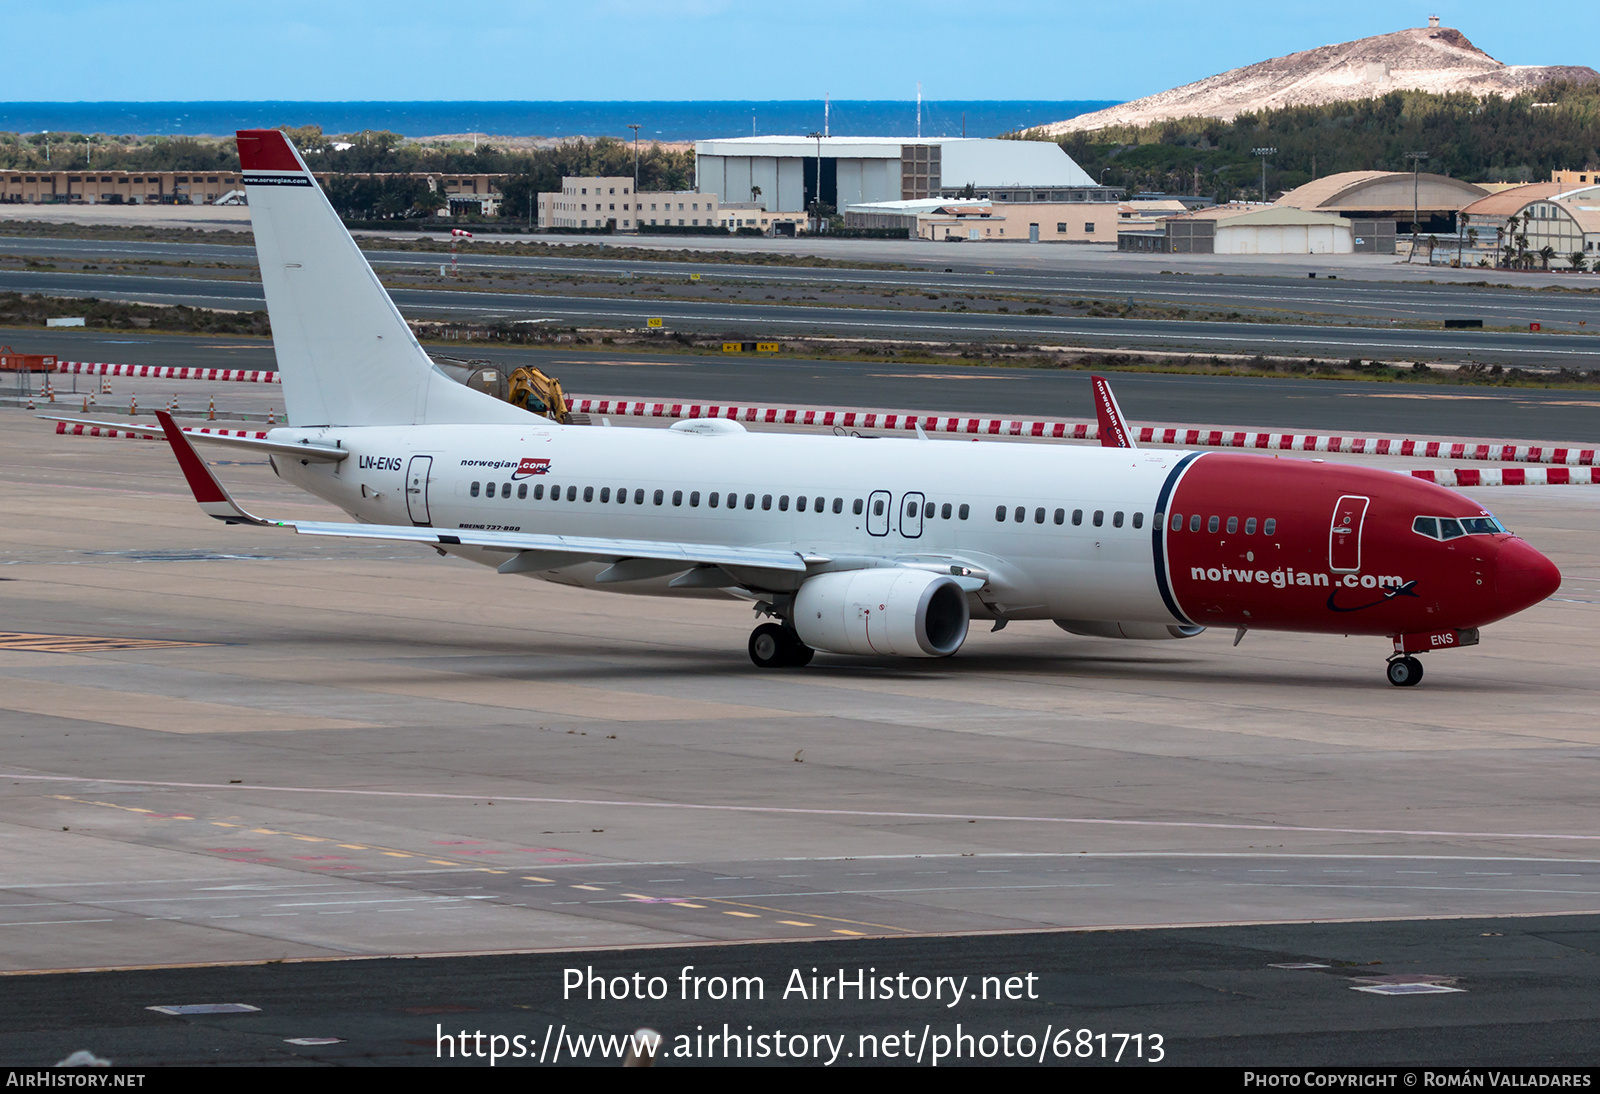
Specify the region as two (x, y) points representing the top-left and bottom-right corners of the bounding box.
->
(1045, 25), (1599, 134)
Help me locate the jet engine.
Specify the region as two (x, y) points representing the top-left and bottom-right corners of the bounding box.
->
(1055, 620), (1205, 640)
(793, 569), (970, 658)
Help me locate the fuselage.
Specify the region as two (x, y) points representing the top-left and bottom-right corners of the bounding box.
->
(265, 420), (1560, 638)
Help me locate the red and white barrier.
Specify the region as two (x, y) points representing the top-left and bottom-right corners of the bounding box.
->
(1410, 467), (1600, 487)
(55, 362), (280, 384)
(567, 398), (1599, 468)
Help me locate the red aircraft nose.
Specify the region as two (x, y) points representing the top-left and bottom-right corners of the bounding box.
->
(1493, 537), (1562, 617)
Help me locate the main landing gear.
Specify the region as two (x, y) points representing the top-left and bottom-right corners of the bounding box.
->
(749, 622), (814, 669)
(1385, 655), (1424, 688)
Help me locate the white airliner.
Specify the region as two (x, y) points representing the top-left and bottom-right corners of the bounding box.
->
(134, 131), (1560, 686)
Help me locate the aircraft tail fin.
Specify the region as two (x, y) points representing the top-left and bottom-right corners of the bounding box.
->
(237, 129), (530, 428)
(1091, 374), (1136, 449)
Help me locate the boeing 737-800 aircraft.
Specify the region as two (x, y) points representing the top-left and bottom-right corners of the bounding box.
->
(131, 130), (1562, 686)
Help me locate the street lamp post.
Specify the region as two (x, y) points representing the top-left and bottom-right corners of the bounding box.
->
(1251, 147), (1276, 203)
(808, 130), (824, 231)
(1407, 152), (1428, 263)
(627, 123), (640, 205)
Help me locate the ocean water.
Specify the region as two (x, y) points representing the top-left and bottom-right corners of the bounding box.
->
(0, 101), (1116, 141)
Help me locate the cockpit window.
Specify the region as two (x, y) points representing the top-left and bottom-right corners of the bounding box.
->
(1414, 514), (1506, 541)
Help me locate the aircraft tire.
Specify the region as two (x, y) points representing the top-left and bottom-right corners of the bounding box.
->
(1386, 656), (1424, 687)
(749, 623), (788, 669)
(785, 636), (815, 667)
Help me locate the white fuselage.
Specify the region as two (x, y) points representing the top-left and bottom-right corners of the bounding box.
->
(269, 421), (1190, 623)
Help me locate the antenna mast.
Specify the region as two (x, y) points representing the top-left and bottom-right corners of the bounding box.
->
(916, 82), (922, 139)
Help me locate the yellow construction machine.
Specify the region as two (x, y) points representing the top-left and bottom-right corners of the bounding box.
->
(429, 356), (572, 424)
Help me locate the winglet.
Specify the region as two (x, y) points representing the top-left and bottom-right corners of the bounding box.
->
(1091, 375), (1136, 449)
(155, 410), (271, 525)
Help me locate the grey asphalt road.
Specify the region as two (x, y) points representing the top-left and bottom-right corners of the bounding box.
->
(3, 916), (1599, 1066)
(5, 233), (1600, 329)
(5, 327), (1598, 442)
(3, 267), (1599, 368)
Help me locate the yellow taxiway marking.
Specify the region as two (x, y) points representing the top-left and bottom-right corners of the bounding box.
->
(0, 631), (215, 652)
(429, 860), (457, 866)
(723, 911), (760, 918)
(381, 852), (412, 858)
(211, 822), (238, 827)
(522, 876), (554, 883)
(778, 920), (816, 927)
(338, 844), (367, 850)
(706, 899), (912, 935)
(670, 902), (706, 908)
(832, 929), (867, 936)
(571, 884), (604, 891)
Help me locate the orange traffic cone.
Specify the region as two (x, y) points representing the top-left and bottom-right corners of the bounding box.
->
(208, 397), (216, 421)
(267, 406), (277, 425)
(81, 395), (88, 412)
(129, 395), (137, 416)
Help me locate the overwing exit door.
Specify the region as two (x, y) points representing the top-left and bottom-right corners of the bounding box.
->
(406, 455), (434, 526)
(866, 490), (891, 536)
(900, 491), (925, 538)
(1328, 494), (1369, 572)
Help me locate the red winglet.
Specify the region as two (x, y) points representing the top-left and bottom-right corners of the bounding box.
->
(235, 129), (301, 171)
(155, 411), (268, 524)
(1091, 374), (1136, 449)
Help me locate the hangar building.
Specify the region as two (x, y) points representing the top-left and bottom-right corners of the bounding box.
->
(693, 136), (1107, 214)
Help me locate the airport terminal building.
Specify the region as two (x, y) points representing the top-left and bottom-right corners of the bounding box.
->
(693, 136), (1111, 214)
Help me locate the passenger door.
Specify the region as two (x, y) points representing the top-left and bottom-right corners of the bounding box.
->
(899, 491), (925, 539)
(405, 455), (433, 526)
(866, 490), (891, 537)
(1328, 495), (1370, 573)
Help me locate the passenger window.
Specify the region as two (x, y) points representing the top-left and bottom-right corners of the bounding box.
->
(906, 500), (917, 517)
(1113, 511), (1124, 528)
(566, 486), (577, 502)
(746, 494), (756, 509)
(502, 483), (512, 499)
(1053, 508), (1064, 525)
(851, 498), (862, 515)
(653, 489), (664, 505)
(958, 504), (969, 520)
(1170, 513), (1181, 532)
(1226, 516), (1237, 534)
(836, 498), (846, 514)
(690, 491), (700, 507)
(1014, 506), (1025, 523)
(1034, 507), (1045, 524)
(1132, 512), (1143, 529)
(617, 486), (627, 503)
(470, 481), (480, 497)
(518, 483), (528, 500)
(599, 487), (610, 503)
(583, 486), (594, 502)
(708, 492), (719, 507)
(796, 496), (807, 512)
(762, 494), (773, 510)
(1073, 509), (1083, 526)
(779, 495), (790, 511)
(1190, 514), (1201, 532)
(1245, 517), (1256, 534)
(533, 484), (544, 500)
(874, 499), (886, 516)
(635, 489), (645, 505)
(1412, 516), (1438, 539)
(815, 497), (825, 512)
(672, 490), (683, 506)
(1093, 510), (1104, 527)
(995, 505), (1006, 522)
(1207, 516), (1219, 533)
(1263, 518), (1276, 536)
(1439, 518), (1464, 540)
(942, 503), (953, 519)
(924, 502), (934, 519)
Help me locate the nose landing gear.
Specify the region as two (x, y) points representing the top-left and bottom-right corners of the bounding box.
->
(749, 622), (815, 668)
(1385, 655), (1424, 687)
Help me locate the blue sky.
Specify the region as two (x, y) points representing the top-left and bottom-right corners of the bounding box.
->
(3, 2), (1592, 102)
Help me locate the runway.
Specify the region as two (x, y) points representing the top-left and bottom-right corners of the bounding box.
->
(4, 263), (1600, 368)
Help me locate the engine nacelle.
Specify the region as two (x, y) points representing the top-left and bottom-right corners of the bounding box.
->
(794, 569), (970, 658)
(1055, 620), (1205, 641)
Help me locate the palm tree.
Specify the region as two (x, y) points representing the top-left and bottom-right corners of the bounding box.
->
(1568, 250), (1588, 273)
(749, 184), (761, 205)
(1539, 245), (1557, 271)
(1456, 212), (1470, 267)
